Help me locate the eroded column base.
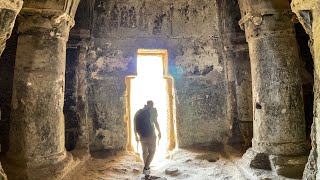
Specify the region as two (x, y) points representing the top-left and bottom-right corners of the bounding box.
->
(239, 148), (308, 179)
(269, 154), (308, 179)
(3, 151), (89, 180)
(0, 163), (7, 180)
(252, 139), (310, 156)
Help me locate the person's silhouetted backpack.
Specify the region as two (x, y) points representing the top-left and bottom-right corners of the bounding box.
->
(136, 108), (154, 138)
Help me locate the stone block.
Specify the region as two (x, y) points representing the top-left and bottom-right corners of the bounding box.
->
(269, 155), (308, 179)
(241, 148), (272, 170)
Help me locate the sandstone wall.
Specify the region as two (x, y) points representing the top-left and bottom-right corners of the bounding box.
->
(87, 0), (230, 150)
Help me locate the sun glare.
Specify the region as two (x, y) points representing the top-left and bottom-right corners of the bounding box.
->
(130, 55), (169, 165)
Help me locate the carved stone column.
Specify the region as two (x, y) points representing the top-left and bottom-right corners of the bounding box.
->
(0, 0), (23, 54)
(75, 47), (89, 151)
(291, 1), (320, 179)
(0, 1), (23, 180)
(4, 0), (79, 179)
(238, 0), (308, 178)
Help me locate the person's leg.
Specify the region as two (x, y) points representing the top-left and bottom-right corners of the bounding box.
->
(144, 136), (157, 169)
(140, 140), (149, 164)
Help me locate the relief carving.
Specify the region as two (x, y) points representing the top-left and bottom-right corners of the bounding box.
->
(111, 5), (119, 28)
(139, 2), (148, 31)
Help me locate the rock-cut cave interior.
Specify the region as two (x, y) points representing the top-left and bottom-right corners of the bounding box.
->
(0, 0), (320, 179)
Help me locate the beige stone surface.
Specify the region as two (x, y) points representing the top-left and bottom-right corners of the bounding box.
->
(0, 0), (23, 54)
(3, 1), (81, 179)
(0, 163), (7, 180)
(0, 0), (318, 179)
(0, 0), (23, 179)
(72, 149), (248, 180)
(291, 0), (320, 179)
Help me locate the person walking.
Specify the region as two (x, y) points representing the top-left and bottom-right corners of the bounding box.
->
(134, 100), (161, 177)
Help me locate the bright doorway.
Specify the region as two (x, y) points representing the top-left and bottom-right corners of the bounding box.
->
(126, 49), (176, 165)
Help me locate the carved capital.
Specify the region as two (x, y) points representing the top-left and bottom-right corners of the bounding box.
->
(17, 0), (80, 40)
(22, 0), (79, 19)
(18, 0), (80, 29)
(291, 0), (320, 57)
(291, 0), (320, 38)
(291, 0), (320, 12)
(239, 9), (293, 30)
(0, 0), (23, 54)
(17, 13), (73, 41)
(239, 9), (296, 41)
(0, 0), (23, 11)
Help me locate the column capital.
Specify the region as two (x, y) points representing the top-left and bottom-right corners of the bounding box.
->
(1, 0), (23, 11)
(17, 0), (80, 40)
(239, 9), (296, 41)
(291, 0), (320, 11)
(291, 0), (320, 38)
(239, 9), (293, 29)
(21, 0), (79, 19)
(0, 0), (23, 54)
(18, 12), (74, 32)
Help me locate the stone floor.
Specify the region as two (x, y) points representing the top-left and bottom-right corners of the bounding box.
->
(71, 148), (242, 180)
(70, 149), (300, 180)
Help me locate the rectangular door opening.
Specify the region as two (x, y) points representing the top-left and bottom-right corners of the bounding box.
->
(126, 49), (176, 165)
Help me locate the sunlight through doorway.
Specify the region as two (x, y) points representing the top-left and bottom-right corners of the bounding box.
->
(126, 49), (176, 166)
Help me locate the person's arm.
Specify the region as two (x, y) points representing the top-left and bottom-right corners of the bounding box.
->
(134, 111), (139, 141)
(154, 109), (161, 140)
(154, 120), (161, 140)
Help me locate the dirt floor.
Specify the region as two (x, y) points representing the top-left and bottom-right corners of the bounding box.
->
(71, 148), (250, 180)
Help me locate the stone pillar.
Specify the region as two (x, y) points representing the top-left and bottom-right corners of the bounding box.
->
(67, 0), (93, 152)
(238, 0), (308, 178)
(291, 1), (320, 179)
(4, 0), (79, 179)
(219, 0), (253, 148)
(0, 1), (23, 180)
(75, 47), (89, 151)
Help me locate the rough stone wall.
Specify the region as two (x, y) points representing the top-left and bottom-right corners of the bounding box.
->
(87, 0), (230, 150)
(291, 1), (320, 179)
(0, 25), (17, 155)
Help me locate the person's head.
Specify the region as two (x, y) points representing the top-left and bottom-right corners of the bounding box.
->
(146, 100), (154, 108)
